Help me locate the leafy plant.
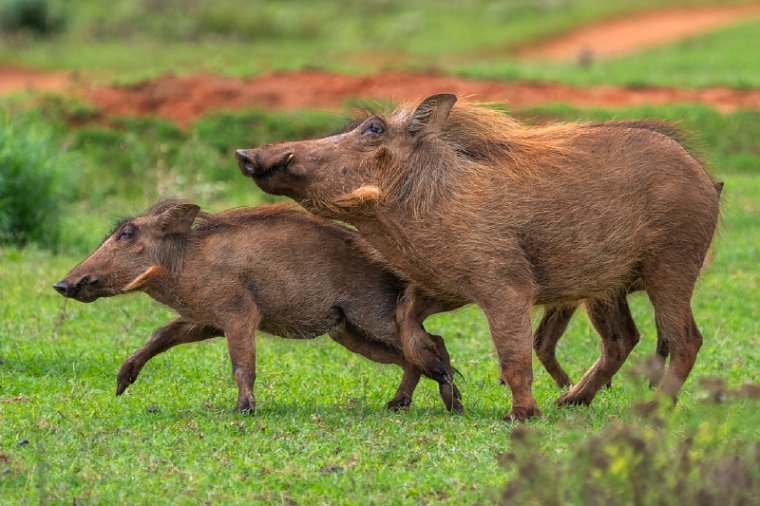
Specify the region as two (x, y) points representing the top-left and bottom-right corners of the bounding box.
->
(0, 0), (64, 35)
(0, 112), (71, 248)
(500, 380), (760, 506)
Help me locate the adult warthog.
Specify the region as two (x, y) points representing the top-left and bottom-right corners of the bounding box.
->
(236, 95), (722, 421)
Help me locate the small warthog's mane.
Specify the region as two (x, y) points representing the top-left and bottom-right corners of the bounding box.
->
(192, 202), (310, 235)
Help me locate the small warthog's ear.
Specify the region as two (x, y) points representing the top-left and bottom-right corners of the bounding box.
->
(408, 93), (457, 135)
(157, 203), (200, 235)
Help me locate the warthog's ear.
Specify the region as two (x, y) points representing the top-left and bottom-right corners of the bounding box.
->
(408, 93), (457, 135)
(157, 203), (200, 235)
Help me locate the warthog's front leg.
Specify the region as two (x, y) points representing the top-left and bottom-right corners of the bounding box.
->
(481, 287), (541, 422)
(330, 324), (462, 412)
(395, 286), (454, 384)
(116, 318), (222, 396)
(330, 326), (420, 410)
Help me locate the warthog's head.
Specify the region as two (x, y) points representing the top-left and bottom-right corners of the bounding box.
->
(53, 201), (199, 302)
(236, 94), (458, 216)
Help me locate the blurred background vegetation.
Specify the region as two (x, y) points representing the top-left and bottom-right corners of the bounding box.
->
(0, 0), (758, 85)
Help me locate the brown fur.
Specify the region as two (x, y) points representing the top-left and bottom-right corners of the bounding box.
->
(237, 95), (722, 421)
(53, 201), (463, 413)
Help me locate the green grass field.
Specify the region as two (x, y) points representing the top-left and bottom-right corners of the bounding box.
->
(1, 101), (759, 504)
(2, 0), (760, 503)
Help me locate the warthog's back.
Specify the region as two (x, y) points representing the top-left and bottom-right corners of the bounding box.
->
(502, 124), (720, 303)
(189, 205), (404, 340)
(385, 123), (722, 305)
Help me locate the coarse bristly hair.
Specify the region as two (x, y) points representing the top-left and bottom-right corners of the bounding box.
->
(351, 100), (713, 220)
(370, 101), (583, 216)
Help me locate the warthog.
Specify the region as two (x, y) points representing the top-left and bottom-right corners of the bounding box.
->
(236, 95), (722, 421)
(53, 201), (462, 413)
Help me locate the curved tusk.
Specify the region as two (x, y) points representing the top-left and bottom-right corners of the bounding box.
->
(333, 185), (382, 208)
(123, 265), (165, 292)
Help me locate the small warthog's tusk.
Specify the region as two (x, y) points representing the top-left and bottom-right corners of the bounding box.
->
(122, 265), (165, 292)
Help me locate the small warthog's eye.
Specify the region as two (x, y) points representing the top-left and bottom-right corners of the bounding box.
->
(117, 224), (137, 241)
(363, 120), (385, 135)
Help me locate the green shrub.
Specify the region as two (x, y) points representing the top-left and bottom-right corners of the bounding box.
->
(0, 0), (64, 35)
(500, 379), (760, 506)
(0, 113), (70, 248)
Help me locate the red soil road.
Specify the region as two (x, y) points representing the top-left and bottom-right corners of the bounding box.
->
(518, 3), (760, 60)
(1, 65), (760, 125)
(79, 70), (760, 126)
(0, 65), (75, 94)
(1, 4), (760, 124)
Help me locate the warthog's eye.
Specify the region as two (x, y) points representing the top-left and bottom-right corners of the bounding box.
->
(117, 224), (137, 241)
(363, 120), (385, 135)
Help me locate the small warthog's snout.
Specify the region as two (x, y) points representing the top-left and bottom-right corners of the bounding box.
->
(236, 149), (293, 178)
(52, 275), (99, 298)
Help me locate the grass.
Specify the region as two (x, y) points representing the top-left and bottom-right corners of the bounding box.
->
(1, 0), (758, 87)
(1, 101), (759, 503)
(460, 19), (760, 89)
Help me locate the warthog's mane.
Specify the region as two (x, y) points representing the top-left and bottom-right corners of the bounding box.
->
(142, 200), (361, 243)
(350, 99), (709, 216)
(192, 202), (308, 235)
(373, 101), (582, 214)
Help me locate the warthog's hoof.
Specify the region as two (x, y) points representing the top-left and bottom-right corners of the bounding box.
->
(235, 396), (256, 414)
(439, 382), (464, 413)
(408, 334), (454, 385)
(115, 358), (142, 396)
(556, 387), (595, 407)
(386, 395), (413, 411)
(504, 405), (541, 422)
(417, 353), (452, 385)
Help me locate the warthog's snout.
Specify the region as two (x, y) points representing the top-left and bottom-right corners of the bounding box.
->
(52, 275), (99, 299)
(236, 149), (293, 178)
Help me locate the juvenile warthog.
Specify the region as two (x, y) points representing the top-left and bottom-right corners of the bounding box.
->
(53, 201), (462, 413)
(236, 95), (722, 421)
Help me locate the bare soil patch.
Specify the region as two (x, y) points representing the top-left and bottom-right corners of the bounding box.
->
(2, 66), (760, 127)
(2, 5), (760, 125)
(81, 70), (760, 126)
(517, 3), (760, 61)
(0, 65), (77, 94)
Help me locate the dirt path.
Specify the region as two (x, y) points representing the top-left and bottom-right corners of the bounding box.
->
(1, 65), (759, 125)
(0, 65), (75, 94)
(517, 3), (760, 60)
(79, 70), (760, 126)
(2, 4), (760, 124)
